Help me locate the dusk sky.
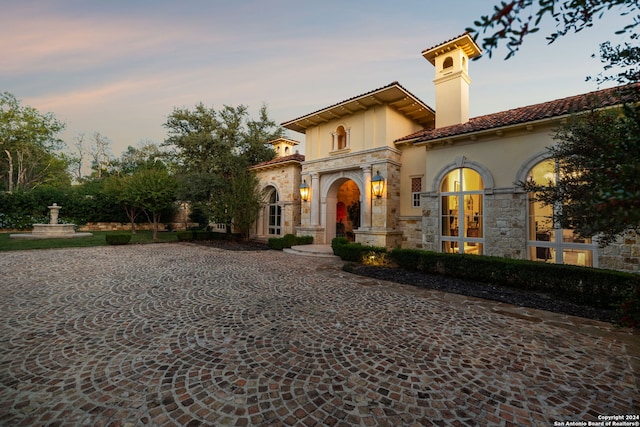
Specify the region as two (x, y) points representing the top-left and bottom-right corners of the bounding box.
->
(1, 0), (631, 157)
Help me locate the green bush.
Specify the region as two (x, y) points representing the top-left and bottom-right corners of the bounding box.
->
(296, 235), (314, 245)
(389, 248), (640, 325)
(331, 237), (386, 262)
(105, 234), (131, 245)
(177, 231), (194, 241)
(268, 234), (314, 250)
(194, 231), (213, 241)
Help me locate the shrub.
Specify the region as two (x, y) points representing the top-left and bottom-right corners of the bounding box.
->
(389, 247), (640, 325)
(331, 237), (386, 262)
(619, 285), (640, 329)
(194, 231), (213, 241)
(177, 231), (194, 241)
(105, 234), (131, 245)
(268, 234), (314, 250)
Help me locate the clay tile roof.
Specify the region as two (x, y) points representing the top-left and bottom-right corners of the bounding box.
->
(396, 84), (638, 144)
(249, 153), (305, 170)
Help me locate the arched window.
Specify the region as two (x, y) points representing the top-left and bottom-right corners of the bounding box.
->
(443, 57), (453, 69)
(268, 190), (281, 236)
(527, 160), (595, 266)
(336, 126), (347, 150)
(440, 168), (483, 254)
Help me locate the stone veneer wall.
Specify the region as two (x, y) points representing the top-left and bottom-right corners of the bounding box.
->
(482, 191), (528, 259)
(300, 147), (403, 247)
(420, 190), (528, 258)
(599, 230), (640, 273)
(77, 222), (197, 232)
(398, 216), (423, 249)
(253, 162), (302, 237)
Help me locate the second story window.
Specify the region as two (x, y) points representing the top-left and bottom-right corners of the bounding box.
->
(332, 125), (350, 151)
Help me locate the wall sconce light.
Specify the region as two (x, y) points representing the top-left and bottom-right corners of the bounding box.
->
(371, 171), (385, 199)
(299, 180), (310, 202)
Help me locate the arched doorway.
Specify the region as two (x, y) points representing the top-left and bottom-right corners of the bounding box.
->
(326, 178), (361, 242)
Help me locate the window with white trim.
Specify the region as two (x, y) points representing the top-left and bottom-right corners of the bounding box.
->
(440, 168), (483, 255)
(411, 177), (422, 208)
(527, 159), (595, 267)
(268, 190), (281, 236)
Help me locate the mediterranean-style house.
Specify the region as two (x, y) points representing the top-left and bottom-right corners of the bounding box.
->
(250, 33), (639, 273)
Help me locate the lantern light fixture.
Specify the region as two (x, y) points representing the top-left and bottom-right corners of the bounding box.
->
(371, 171), (385, 199)
(299, 180), (310, 202)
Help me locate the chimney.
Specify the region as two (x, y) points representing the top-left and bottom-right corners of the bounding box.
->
(422, 33), (482, 129)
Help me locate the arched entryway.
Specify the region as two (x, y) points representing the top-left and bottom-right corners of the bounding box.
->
(326, 179), (361, 242)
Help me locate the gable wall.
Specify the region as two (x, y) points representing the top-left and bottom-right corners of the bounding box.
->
(303, 105), (424, 162)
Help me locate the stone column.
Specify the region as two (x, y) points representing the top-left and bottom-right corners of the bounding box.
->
(311, 173), (320, 226)
(361, 167), (372, 229)
(331, 133), (337, 151)
(345, 128), (351, 149)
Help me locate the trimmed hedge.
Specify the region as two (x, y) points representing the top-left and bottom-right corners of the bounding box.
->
(330, 242), (639, 327)
(331, 237), (386, 262)
(389, 248), (640, 316)
(105, 234), (131, 245)
(268, 234), (314, 250)
(177, 231), (194, 241)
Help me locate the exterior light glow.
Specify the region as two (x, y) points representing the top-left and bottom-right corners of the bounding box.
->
(299, 180), (310, 202)
(371, 171), (385, 199)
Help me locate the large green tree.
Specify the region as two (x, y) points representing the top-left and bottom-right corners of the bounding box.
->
(125, 167), (177, 241)
(0, 92), (69, 191)
(103, 142), (173, 233)
(523, 103), (640, 246)
(163, 103), (282, 234)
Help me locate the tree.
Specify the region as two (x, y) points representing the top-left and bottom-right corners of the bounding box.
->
(522, 102), (640, 246)
(126, 167), (177, 240)
(467, 1), (638, 62)
(0, 92), (69, 192)
(116, 141), (169, 175)
(212, 168), (265, 240)
(102, 142), (173, 233)
(163, 103), (282, 234)
(89, 132), (114, 179)
(103, 175), (142, 233)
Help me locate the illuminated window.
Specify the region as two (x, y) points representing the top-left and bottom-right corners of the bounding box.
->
(527, 160), (595, 267)
(440, 168), (483, 255)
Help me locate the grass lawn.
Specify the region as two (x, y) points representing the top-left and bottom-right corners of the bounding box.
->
(0, 230), (179, 251)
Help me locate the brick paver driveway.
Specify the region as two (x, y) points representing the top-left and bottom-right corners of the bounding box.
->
(1, 243), (638, 426)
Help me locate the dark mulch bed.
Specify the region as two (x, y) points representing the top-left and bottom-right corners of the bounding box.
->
(349, 264), (617, 324)
(194, 240), (616, 323)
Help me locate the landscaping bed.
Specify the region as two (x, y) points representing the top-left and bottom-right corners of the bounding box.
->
(348, 263), (616, 323)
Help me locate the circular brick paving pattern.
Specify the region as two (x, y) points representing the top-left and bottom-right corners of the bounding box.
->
(0, 244), (638, 426)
